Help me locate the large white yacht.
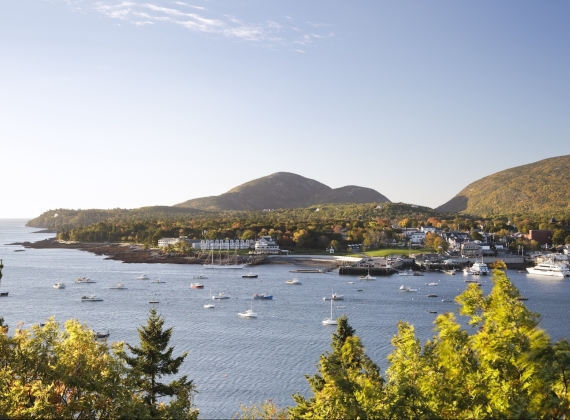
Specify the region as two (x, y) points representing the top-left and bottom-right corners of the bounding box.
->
(527, 261), (570, 277)
(471, 261), (489, 275)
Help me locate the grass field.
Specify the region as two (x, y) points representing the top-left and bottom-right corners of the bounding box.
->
(364, 248), (435, 257)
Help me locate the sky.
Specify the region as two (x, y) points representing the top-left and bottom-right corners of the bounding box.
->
(1, 1), (570, 218)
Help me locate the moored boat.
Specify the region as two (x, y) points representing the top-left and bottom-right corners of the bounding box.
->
(526, 260), (570, 277)
(190, 282), (205, 289)
(253, 293), (273, 300)
(323, 293), (344, 301)
(286, 278), (302, 285)
(81, 295), (103, 302)
(53, 283), (66, 289)
(76, 277), (96, 283)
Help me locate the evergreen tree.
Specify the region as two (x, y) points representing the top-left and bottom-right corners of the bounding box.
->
(123, 308), (197, 418)
(289, 316), (384, 419)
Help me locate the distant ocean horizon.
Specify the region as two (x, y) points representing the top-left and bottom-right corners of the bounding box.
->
(1, 218), (569, 417)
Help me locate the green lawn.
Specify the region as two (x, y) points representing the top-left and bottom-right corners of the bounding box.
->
(364, 248), (435, 257)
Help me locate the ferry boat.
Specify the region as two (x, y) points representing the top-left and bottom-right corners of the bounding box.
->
(526, 261), (570, 277)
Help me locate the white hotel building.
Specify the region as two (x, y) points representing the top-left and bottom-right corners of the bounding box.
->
(194, 239), (254, 250)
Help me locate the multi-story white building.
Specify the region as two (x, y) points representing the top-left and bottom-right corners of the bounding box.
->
(194, 239), (254, 250)
(410, 232), (426, 244)
(158, 237), (181, 247)
(254, 236), (280, 254)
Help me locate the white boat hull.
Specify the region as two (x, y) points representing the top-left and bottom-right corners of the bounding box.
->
(526, 268), (569, 277)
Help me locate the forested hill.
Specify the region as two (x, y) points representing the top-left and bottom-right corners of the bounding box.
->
(173, 172), (391, 211)
(436, 155), (570, 216)
(26, 203), (447, 232)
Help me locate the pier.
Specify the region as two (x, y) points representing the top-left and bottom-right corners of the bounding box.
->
(339, 266), (396, 276)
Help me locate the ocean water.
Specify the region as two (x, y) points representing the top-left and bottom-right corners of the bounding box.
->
(1, 219), (569, 418)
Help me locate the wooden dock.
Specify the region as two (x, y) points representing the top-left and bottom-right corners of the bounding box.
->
(339, 266), (396, 276)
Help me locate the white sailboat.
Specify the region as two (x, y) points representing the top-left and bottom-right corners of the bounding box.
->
(322, 298), (337, 325)
(204, 288), (215, 308)
(238, 299), (257, 318)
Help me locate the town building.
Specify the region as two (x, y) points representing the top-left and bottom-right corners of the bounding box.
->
(158, 237), (181, 247)
(194, 239), (254, 250)
(254, 236), (280, 254)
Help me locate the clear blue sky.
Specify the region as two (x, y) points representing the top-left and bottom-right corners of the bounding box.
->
(2, 1), (569, 217)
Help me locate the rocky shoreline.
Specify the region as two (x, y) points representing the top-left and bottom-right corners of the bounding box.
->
(12, 238), (204, 264)
(12, 238), (342, 268)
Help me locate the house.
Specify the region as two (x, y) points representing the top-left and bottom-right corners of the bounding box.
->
(254, 236), (280, 254)
(409, 231), (426, 244)
(461, 242), (482, 258)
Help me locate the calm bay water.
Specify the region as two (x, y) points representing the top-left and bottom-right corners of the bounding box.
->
(1, 218), (569, 418)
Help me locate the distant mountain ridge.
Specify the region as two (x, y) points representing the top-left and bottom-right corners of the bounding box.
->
(174, 172), (390, 211)
(436, 155), (570, 215)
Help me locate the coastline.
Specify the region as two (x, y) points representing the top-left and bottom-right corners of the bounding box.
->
(12, 238), (359, 267)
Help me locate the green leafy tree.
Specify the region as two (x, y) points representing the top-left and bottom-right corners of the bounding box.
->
(0, 318), (147, 418)
(289, 316), (384, 419)
(235, 399), (287, 419)
(122, 308), (197, 419)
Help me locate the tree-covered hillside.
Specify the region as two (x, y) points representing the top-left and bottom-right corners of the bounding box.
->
(437, 155), (570, 216)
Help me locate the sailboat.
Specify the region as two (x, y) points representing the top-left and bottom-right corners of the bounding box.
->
(238, 299), (257, 318)
(322, 298), (337, 325)
(203, 247), (246, 269)
(204, 288), (215, 308)
(359, 270), (376, 280)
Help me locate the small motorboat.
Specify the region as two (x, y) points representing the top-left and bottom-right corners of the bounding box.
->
(427, 294), (438, 298)
(204, 303), (215, 309)
(53, 283), (66, 289)
(442, 298), (453, 302)
(94, 330), (109, 339)
(426, 282), (438, 286)
(190, 282), (205, 289)
(286, 278), (302, 285)
(253, 293), (273, 300)
(443, 269), (456, 275)
(76, 277), (96, 283)
(398, 270), (415, 276)
(242, 272), (258, 278)
(399, 285), (417, 292)
(192, 274), (208, 279)
(81, 295), (103, 302)
(109, 283), (127, 289)
(0, 292), (9, 297)
(152, 278), (166, 283)
(212, 292), (230, 299)
(137, 274), (149, 280)
(149, 300), (159, 304)
(323, 293), (344, 301)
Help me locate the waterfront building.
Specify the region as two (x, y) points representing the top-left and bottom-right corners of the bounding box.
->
(194, 239), (254, 250)
(254, 236), (280, 254)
